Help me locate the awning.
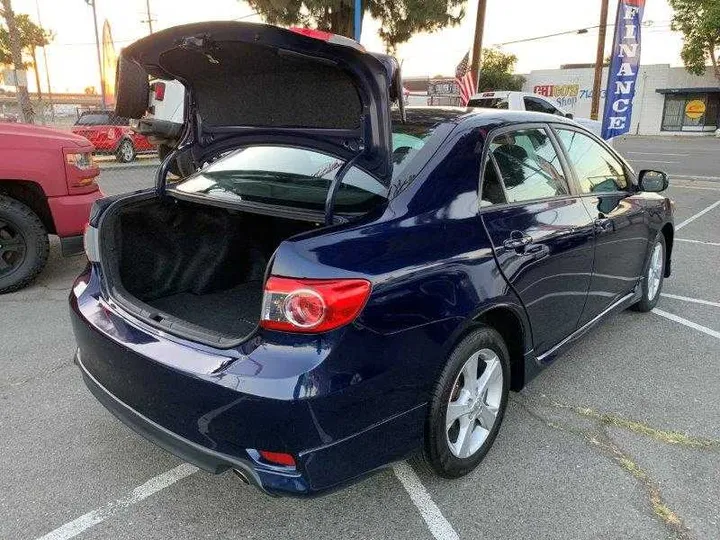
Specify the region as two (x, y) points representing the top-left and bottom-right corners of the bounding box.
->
(656, 87), (720, 94)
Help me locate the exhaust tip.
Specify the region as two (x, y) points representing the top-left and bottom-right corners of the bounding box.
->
(232, 468), (250, 485)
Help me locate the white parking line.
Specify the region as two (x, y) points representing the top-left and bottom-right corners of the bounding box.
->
(633, 160), (678, 164)
(661, 293), (720, 308)
(35, 464), (198, 540)
(626, 152), (689, 157)
(676, 238), (720, 247)
(672, 184), (720, 192)
(392, 462), (460, 540)
(672, 174), (720, 182)
(675, 200), (720, 230)
(653, 309), (720, 340)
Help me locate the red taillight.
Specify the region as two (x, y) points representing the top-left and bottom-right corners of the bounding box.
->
(258, 451), (296, 467)
(153, 82), (166, 101)
(288, 27), (365, 51)
(289, 27), (333, 41)
(260, 277), (371, 333)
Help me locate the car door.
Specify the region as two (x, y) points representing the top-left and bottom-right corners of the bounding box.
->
(480, 125), (595, 355)
(553, 126), (650, 325)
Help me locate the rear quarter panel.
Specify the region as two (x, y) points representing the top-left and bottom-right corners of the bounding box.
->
(271, 125), (530, 413)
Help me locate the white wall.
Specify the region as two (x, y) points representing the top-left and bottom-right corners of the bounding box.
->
(521, 64), (718, 135)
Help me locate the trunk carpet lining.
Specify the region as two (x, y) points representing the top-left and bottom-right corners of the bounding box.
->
(146, 281), (263, 337)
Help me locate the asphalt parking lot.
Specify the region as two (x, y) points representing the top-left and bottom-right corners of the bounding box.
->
(2, 136), (719, 540)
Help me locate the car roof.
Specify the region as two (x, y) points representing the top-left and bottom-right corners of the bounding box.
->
(394, 106), (579, 131)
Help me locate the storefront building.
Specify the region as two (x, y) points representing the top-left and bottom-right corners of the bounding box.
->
(522, 64), (720, 135)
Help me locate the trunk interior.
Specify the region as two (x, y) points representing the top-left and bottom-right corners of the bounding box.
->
(104, 196), (321, 341)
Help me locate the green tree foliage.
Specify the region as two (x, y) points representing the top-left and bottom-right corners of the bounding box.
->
(244, 0), (465, 53)
(0, 13), (53, 67)
(476, 48), (525, 92)
(669, 0), (720, 80)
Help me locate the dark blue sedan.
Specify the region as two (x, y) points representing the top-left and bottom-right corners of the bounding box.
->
(70, 22), (674, 497)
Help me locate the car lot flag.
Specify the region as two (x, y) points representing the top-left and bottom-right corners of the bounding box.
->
(601, 0), (646, 139)
(455, 52), (476, 106)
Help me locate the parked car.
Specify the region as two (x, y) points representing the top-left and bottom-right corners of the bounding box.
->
(71, 22), (674, 498)
(467, 91), (606, 140)
(71, 110), (154, 163)
(0, 123), (101, 293)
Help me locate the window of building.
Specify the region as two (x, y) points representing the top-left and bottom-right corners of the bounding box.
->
(661, 93), (720, 132)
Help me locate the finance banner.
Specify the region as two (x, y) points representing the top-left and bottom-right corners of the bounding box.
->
(601, 0), (646, 140)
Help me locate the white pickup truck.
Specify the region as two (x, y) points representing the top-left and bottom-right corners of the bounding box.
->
(467, 91), (605, 140)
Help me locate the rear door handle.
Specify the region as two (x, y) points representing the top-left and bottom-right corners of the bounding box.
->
(503, 233), (533, 250)
(594, 217), (614, 233)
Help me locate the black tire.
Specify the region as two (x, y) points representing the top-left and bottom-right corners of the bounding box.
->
(424, 326), (510, 478)
(115, 139), (136, 163)
(115, 56), (149, 119)
(631, 232), (666, 312)
(0, 195), (49, 294)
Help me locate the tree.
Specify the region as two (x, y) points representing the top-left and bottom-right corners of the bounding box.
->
(669, 0), (720, 81)
(0, 14), (54, 101)
(476, 48), (524, 92)
(0, 0), (34, 123)
(243, 0), (465, 53)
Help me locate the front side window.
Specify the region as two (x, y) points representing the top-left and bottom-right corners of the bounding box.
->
(557, 129), (628, 193)
(489, 128), (569, 203)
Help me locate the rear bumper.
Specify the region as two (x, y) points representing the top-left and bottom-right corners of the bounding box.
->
(48, 190), (102, 237)
(69, 266), (427, 497)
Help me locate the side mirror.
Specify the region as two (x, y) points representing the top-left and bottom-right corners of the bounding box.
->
(565, 112), (574, 119)
(638, 170), (669, 192)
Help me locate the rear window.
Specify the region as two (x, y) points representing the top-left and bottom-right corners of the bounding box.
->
(174, 146), (388, 214)
(173, 124), (442, 213)
(467, 97), (509, 109)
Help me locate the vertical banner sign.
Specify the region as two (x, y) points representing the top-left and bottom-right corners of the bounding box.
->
(601, 0), (645, 140)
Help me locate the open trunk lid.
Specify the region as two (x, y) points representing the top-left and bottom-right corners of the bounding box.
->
(116, 21), (404, 182)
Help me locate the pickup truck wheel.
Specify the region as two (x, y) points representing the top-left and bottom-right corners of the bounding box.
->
(116, 139), (136, 163)
(424, 326), (510, 478)
(0, 195), (49, 294)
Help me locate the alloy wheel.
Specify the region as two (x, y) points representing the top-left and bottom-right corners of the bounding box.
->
(120, 140), (134, 162)
(0, 218), (27, 278)
(647, 242), (663, 301)
(446, 348), (503, 458)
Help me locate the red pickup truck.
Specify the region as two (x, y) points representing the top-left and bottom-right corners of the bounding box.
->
(0, 123), (102, 293)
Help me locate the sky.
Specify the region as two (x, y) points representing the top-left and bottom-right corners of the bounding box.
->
(6, 0), (685, 93)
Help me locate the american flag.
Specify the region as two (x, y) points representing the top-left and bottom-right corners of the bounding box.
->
(455, 51), (476, 106)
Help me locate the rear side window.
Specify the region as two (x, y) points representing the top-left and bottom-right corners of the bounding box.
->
(468, 97), (509, 109)
(489, 128), (569, 203)
(174, 146), (387, 214)
(556, 129), (628, 192)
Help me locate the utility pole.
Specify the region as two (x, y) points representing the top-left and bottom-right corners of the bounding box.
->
(35, 0), (54, 122)
(590, 0), (610, 120)
(470, 0), (488, 85)
(86, 0), (106, 109)
(1, 0), (35, 123)
(144, 0), (153, 33)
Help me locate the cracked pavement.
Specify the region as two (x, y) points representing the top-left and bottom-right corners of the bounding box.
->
(1, 157), (719, 539)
